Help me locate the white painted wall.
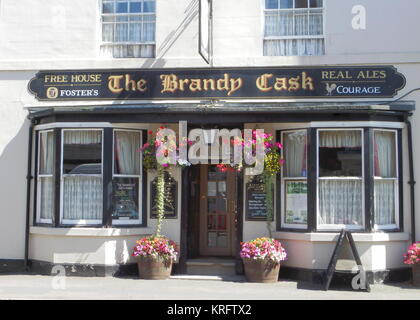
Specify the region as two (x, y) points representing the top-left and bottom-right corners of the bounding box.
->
(0, 0), (419, 271)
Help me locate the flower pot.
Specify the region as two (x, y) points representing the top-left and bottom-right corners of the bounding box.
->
(412, 264), (420, 286)
(242, 258), (280, 283)
(137, 256), (173, 280)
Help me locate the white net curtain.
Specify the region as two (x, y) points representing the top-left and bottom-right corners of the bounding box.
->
(62, 131), (103, 222)
(114, 131), (141, 175)
(283, 131), (307, 177)
(318, 130), (363, 227)
(374, 131), (397, 226)
(39, 131), (55, 221)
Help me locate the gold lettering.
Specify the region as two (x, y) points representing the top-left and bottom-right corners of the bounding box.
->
(179, 79), (190, 91)
(217, 73), (230, 91)
(137, 79), (147, 92)
(203, 79), (216, 91)
(189, 79), (202, 92)
(256, 74), (273, 92)
(228, 77), (242, 96)
(288, 76), (300, 91)
(160, 74), (178, 93)
(274, 78), (288, 91)
(108, 75), (124, 94)
(301, 72), (314, 91)
(125, 74), (137, 91)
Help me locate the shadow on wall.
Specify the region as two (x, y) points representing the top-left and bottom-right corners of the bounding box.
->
(0, 119), (29, 260)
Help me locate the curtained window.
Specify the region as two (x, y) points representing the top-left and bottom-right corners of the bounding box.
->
(112, 130), (142, 224)
(281, 130), (307, 228)
(373, 130), (398, 229)
(317, 130), (364, 229)
(37, 131), (55, 223)
(264, 0), (324, 56)
(101, 0), (156, 58)
(62, 130), (103, 224)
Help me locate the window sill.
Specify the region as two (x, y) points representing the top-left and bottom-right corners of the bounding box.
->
(273, 231), (410, 242)
(30, 226), (154, 237)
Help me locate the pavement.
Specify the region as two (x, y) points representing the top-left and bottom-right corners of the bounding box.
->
(0, 274), (419, 300)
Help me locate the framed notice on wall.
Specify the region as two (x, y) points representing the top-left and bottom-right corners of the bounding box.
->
(284, 180), (307, 225)
(246, 175), (274, 221)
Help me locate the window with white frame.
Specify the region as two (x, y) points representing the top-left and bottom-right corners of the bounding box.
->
(281, 130), (308, 228)
(264, 0), (324, 56)
(112, 129), (142, 225)
(61, 129), (103, 225)
(37, 130), (55, 224)
(373, 130), (399, 230)
(317, 129), (364, 230)
(101, 0), (156, 58)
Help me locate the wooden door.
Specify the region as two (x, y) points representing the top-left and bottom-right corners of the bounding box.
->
(199, 165), (237, 257)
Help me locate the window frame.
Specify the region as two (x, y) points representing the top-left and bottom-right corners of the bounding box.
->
(112, 128), (143, 226)
(263, 0), (326, 56)
(316, 128), (365, 231)
(279, 129), (308, 230)
(36, 130), (55, 225)
(60, 128), (104, 226)
(100, 0), (157, 58)
(372, 128), (400, 231)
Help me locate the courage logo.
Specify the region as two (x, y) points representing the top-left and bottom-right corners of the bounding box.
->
(46, 87), (59, 99)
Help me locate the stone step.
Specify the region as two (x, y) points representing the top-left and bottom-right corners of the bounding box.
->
(186, 258), (237, 276)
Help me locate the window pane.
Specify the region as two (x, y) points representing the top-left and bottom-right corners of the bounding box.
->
(374, 131), (396, 177)
(319, 131), (362, 177)
(112, 177), (139, 221)
(295, 0), (308, 8)
(63, 131), (102, 175)
(295, 12), (308, 36)
(280, 0), (293, 8)
(319, 180), (363, 226)
(283, 131), (307, 177)
(63, 176), (103, 221)
(284, 181), (307, 224)
(143, 1), (156, 12)
(117, 2), (128, 13)
(310, 0), (322, 8)
(130, 1), (141, 13)
(265, 0), (279, 9)
(374, 180), (396, 226)
(103, 1), (114, 13)
(39, 176), (54, 221)
(39, 131), (54, 175)
(114, 131), (141, 175)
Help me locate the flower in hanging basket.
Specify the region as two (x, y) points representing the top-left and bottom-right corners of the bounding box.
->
(240, 237), (287, 264)
(403, 242), (420, 265)
(132, 236), (179, 262)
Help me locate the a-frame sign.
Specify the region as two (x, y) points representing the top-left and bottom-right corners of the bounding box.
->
(324, 230), (371, 292)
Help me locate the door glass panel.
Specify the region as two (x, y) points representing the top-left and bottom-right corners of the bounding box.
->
(218, 181), (226, 194)
(207, 181), (217, 196)
(217, 232), (228, 247)
(216, 197), (227, 213)
(208, 198), (217, 213)
(218, 215), (226, 230)
(208, 215), (217, 230)
(208, 232), (217, 247)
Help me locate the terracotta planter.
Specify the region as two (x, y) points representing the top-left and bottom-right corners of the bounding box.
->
(412, 264), (420, 286)
(242, 258), (280, 283)
(137, 256), (173, 280)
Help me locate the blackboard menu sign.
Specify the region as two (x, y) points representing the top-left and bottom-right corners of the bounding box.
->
(246, 175), (274, 221)
(150, 171), (178, 219)
(112, 177), (140, 221)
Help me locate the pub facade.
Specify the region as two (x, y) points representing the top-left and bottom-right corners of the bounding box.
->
(0, 0), (419, 283)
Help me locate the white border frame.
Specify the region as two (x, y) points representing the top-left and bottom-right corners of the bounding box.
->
(112, 128), (143, 225)
(36, 130), (55, 224)
(280, 129), (308, 229)
(60, 128), (104, 225)
(372, 128), (399, 231)
(316, 128), (365, 231)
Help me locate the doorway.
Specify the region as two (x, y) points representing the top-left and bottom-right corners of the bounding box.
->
(198, 165), (237, 257)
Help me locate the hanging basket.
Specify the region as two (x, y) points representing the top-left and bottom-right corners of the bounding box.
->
(242, 258), (280, 283)
(137, 256), (173, 280)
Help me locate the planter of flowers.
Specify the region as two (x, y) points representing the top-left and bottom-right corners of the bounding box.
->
(133, 236), (178, 280)
(403, 241), (420, 286)
(240, 237), (287, 283)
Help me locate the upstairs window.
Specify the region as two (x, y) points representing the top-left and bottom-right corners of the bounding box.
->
(264, 0), (324, 56)
(101, 0), (156, 58)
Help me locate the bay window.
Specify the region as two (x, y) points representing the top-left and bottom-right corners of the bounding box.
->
(264, 0), (325, 56)
(373, 130), (399, 230)
(280, 130), (308, 229)
(61, 130), (103, 225)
